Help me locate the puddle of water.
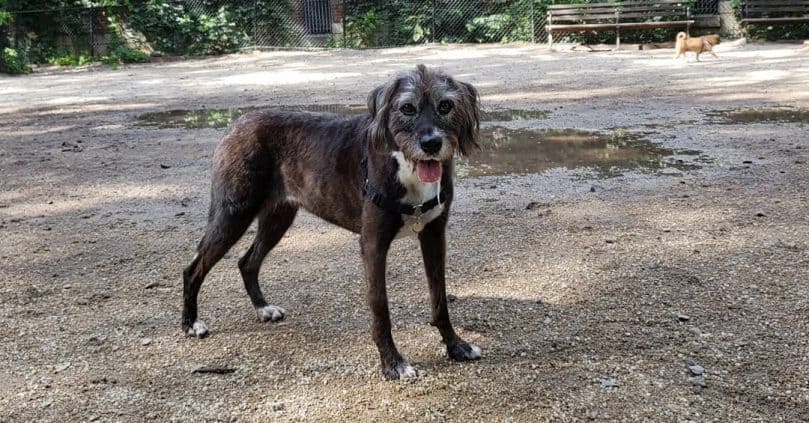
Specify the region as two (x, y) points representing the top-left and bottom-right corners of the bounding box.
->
(136, 107), (703, 178)
(708, 107), (809, 124)
(137, 104), (367, 129)
(481, 109), (550, 121)
(456, 127), (703, 178)
(136, 105), (550, 128)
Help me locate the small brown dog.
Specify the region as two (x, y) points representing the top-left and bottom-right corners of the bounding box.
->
(674, 32), (720, 61)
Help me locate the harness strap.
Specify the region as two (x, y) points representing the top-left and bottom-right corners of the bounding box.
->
(361, 157), (441, 216)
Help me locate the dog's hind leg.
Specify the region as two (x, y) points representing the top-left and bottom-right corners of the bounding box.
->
(182, 200), (258, 338)
(238, 202), (298, 323)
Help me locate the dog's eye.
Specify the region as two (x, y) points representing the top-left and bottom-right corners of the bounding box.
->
(438, 100), (453, 115)
(400, 104), (417, 116)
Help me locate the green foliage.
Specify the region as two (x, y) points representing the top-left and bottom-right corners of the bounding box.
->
(101, 46), (148, 68)
(1, 46), (31, 74)
(48, 53), (92, 66)
(344, 10), (382, 47)
(128, 0), (295, 55)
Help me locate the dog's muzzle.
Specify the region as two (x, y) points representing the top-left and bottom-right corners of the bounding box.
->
(420, 135), (443, 155)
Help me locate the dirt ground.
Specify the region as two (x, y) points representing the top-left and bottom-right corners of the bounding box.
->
(1, 41), (808, 422)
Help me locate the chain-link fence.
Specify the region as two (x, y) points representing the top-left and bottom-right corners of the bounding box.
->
(2, 0), (736, 65)
(3, 0), (553, 62)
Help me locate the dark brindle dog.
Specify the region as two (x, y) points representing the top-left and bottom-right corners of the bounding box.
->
(182, 64), (482, 379)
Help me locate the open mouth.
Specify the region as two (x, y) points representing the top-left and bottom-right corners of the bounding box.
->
(416, 160), (442, 183)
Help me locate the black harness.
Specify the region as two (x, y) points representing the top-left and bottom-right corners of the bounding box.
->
(361, 158), (441, 216)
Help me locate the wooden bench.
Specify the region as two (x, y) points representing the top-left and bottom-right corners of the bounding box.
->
(740, 0), (809, 26)
(547, 0), (694, 49)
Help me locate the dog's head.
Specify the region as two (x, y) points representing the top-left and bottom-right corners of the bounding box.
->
(367, 64), (480, 181)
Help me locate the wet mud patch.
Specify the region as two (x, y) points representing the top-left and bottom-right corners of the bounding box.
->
(707, 107), (809, 124)
(457, 128), (706, 178)
(135, 106), (550, 129)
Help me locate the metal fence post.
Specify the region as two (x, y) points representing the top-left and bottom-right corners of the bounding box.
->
(431, 0), (436, 43)
(342, 0), (347, 48)
(530, 0), (535, 44)
(252, 0), (257, 48)
(89, 8), (95, 57)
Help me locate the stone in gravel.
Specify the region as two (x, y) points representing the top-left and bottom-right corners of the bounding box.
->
(160, 164), (171, 169)
(605, 238), (617, 244)
(141, 338), (152, 346)
(174, 212), (186, 217)
(690, 375), (707, 387)
(271, 402), (285, 412)
(61, 141), (83, 152)
(675, 313), (690, 322)
(688, 326), (702, 336)
(688, 364), (704, 375)
(447, 294), (457, 302)
(54, 362), (71, 373)
(601, 378), (619, 388)
(192, 365), (236, 374)
(755, 212), (766, 217)
(543, 317), (552, 325)
(144, 281), (160, 289)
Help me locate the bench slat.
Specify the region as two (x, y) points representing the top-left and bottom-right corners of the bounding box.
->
(740, 16), (809, 24)
(616, 20), (694, 29)
(743, 0), (809, 6)
(548, 3), (617, 10)
(547, 23), (623, 31)
(620, 0), (689, 4)
(551, 14), (620, 22)
(745, 6), (809, 13)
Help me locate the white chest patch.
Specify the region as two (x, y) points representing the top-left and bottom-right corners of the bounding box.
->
(391, 151), (444, 239)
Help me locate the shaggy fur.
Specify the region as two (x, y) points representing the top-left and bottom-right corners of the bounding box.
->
(181, 65), (482, 380)
(674, 32), (721, 61)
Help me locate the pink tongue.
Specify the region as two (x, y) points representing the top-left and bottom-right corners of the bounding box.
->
(416, 160), (442, 183)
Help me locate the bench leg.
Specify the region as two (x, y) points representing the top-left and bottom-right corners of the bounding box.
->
(548, 31), (553, 50)
(615, 28), (621, 51)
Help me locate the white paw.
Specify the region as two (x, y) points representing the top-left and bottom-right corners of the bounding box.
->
(468, 344), (482, 359)
(396, 363), (418, 379)
(186, 320), (209, 338)
(256, 305), (286, 322)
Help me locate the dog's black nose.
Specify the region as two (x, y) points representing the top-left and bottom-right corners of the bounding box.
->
(420, 136), (443, 154)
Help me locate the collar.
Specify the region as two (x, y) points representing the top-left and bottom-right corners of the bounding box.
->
(361, 157), (442, 216)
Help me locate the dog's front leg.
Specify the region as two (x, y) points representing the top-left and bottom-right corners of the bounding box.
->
(361, 212), (416, 380)
(419, 216), (482, 362)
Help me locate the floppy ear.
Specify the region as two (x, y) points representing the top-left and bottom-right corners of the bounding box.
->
(366, 84), (386, 119)
(456, 81), (481, 156)
(366, 79), (400, 151)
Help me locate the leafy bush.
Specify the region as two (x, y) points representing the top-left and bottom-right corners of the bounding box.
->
(344, 10), (382, 47)
(466, 13), (528, 43)
(101, 46), (148, 68)
(1, 47), (31, 74)
(48, 54), (93, 66)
